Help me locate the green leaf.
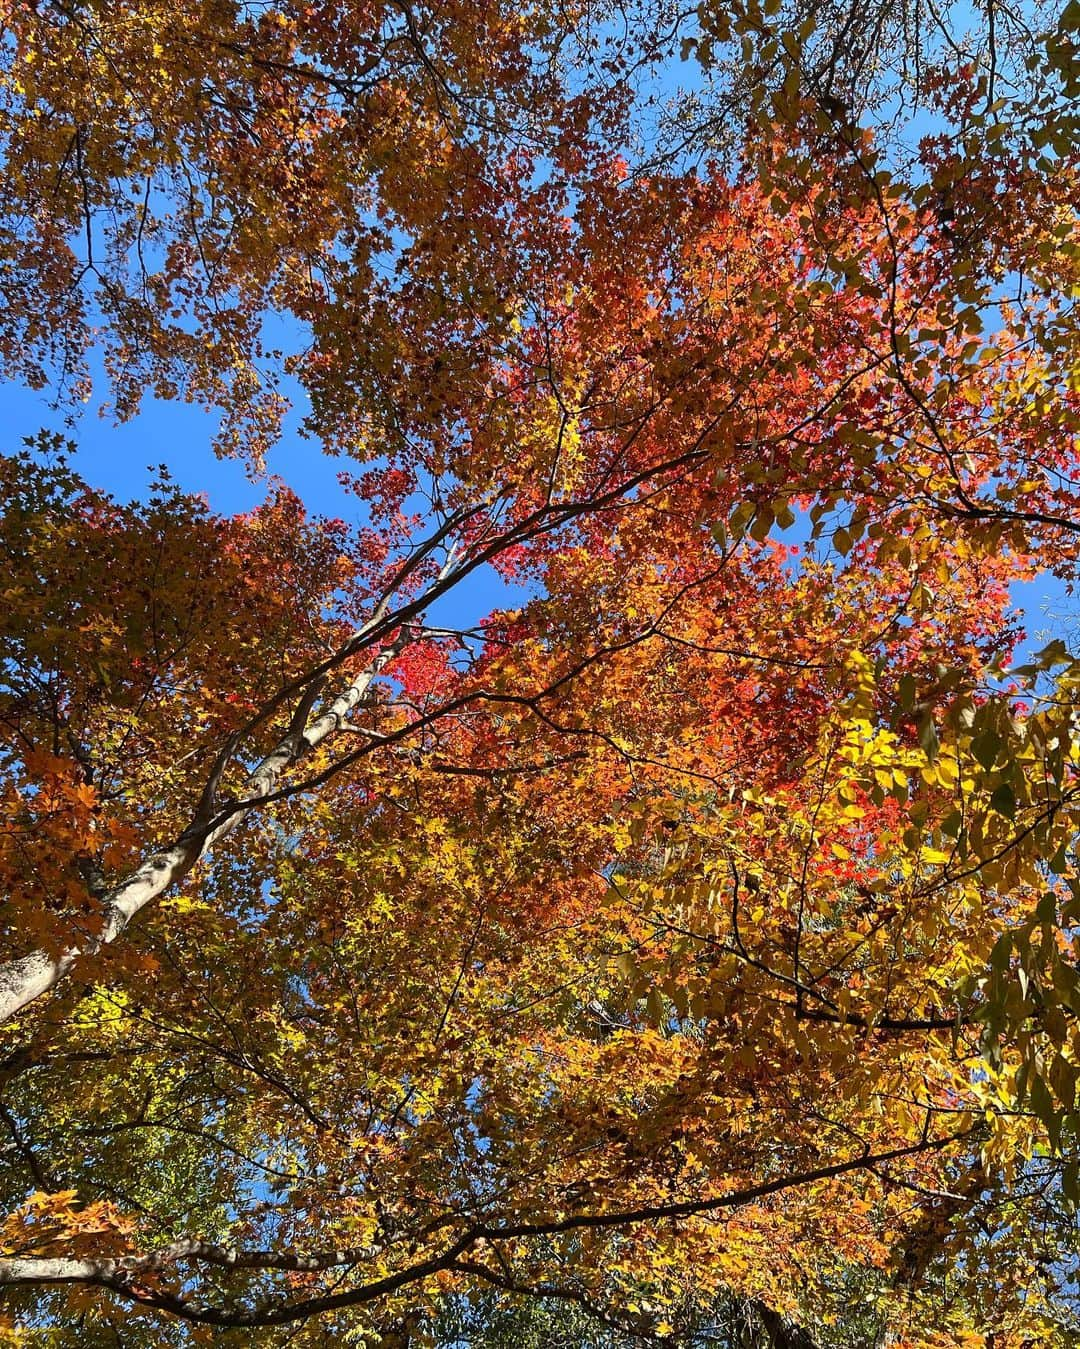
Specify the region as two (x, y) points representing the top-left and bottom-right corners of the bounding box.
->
(1036, 638), (1072, 667)
(971, 730), (1000, 773)
(897, 673), (917, 713)
(1030, 1073), (1062, 1149)
(917, 711), (939, 762)
(749, 506), (773, 542)
(989, 783), (1016, 819)
(1036, 890), (1058, 924)
(1063, 1159), (1079, 1213)
(1050, 1053), (1077, 1111)
(940, 810), (963, 839)
(1030, 1071), (1055, 1130)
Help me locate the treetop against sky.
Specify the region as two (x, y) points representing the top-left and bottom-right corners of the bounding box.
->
(1, 1), (1080, 1345)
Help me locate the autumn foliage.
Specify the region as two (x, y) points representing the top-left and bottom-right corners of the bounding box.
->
(1, 0), (1080, 1344)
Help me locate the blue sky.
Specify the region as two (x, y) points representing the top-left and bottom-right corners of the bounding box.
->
(3, 16), (1068, 659)
(2, 352), (1071, 662)
(0, 360), (535, 630)
(0, 365), (338, 516)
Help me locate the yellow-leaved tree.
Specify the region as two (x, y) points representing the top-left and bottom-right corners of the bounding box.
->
(1, 0), (1080, 1344)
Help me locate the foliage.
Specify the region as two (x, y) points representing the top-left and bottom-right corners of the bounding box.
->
(0, 0), (1080, 1345)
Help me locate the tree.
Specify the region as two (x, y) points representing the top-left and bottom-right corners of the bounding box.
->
(0, 0), (1079, 1344)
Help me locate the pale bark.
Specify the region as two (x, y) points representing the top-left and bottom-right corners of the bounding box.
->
(0, 1236), (372, 1280)
(0, 1133), (966, 1328)
(0, 446), (712, 1023)
(0, 631), (406, 1025)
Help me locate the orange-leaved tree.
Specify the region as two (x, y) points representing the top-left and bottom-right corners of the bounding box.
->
(1, 1), (1080, 1345)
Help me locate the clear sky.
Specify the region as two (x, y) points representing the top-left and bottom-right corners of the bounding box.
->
(1, 2), (1070, 661)
(2, 349), (1070, 662)
(1, 360), (339, 516)
(0, 353), (537, 632)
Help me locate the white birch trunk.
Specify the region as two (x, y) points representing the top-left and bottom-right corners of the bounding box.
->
(0, 638), (403, 1025)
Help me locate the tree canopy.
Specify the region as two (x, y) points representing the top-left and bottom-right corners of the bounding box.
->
(1, 0), (1080, 1344)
